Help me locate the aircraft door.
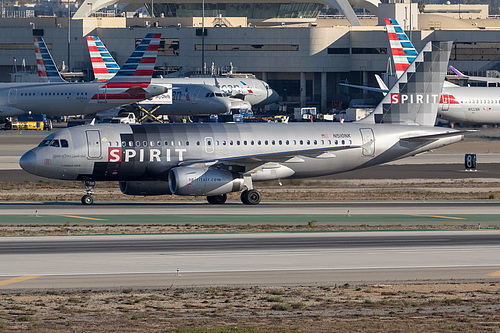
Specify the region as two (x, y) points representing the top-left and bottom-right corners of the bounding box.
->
(441, 95), (450, 111)
(360, 128), (375, 156)
(190, 88), (200, 104)
(205, 137), (214, 153)
(86, 130), (102, 159)
(97, 86), (107, 103)
(8, 89), (17, 104)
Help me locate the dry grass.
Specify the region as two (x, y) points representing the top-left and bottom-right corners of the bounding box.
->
(1, 283), (499, 332)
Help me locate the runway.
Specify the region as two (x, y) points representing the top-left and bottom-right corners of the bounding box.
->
(1, 200), (500, 219)
(1, 231), (499, 289)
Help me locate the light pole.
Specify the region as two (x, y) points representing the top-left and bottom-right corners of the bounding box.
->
(87, 2), (92, 17)
(68, 0), (71, 72)
(201, 0), (205, 74)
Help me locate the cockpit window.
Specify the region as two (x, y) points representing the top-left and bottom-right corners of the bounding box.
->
(38, 139), (61, 147)
(215, 93), (223, 97)
(61, 139), (69, 147)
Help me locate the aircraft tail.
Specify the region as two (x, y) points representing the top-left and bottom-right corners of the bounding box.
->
(33, 37), (65, 83)
(359, 41), (453, 126)
(385, 18), (418, 79)
(86, 36), (120, 82)
(102, 33), (161, 89)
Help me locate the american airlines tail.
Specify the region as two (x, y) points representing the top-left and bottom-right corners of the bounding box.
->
(90, 33), (162, 103)
(33, 37), (66, 83)
(360, 41), (453, 126)
(86, 36), (120, 82)
(385, 18), (418, 79)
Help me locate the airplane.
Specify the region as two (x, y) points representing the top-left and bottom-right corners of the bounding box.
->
(19, 40), (465, 206)
(385, 18), (500, 124)
(86, 35), (231, 116)
(87, 36), (279, 109)
(448, 65), (500, 85)
(0, 33), (166, 119)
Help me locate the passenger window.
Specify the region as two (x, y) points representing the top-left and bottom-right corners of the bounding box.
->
(136, 141), (140, 147)
(279, 140), (282, 145)
(243, 140), (247, 145)
(272, 140), (275, 145)
(122, 141), (126, 147)
(157, 141), (161, 146)
(150, 141), (154, 146)
(129, 141), (134, 147)
(143, 141), (148, 147)
(314, 140), (317, 145)
(307, 140), (310, 145)
(237, 141), (241, 145)
(258, 140), (262, 145)
(164, 141), (169, 146)
(186, 141), (190, 146)
(286, 140), (289, 145)
(197, 141), (200, 146)
(230, 140), (234, 145)
(265, 140), (269, 145)
(300, 140), (303, 145)
(251, 140), (255, 145)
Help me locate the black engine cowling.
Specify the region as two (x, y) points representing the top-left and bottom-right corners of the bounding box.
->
(168, 167), (243, 196)
(119, 180), (172, 196)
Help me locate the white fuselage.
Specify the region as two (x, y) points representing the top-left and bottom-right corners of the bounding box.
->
(439, 86), (500, 124)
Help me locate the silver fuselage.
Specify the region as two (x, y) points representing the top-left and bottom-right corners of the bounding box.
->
(20, 122), (463, 182)
(0, 82), (165, 117)
(157, 77), (279, 107)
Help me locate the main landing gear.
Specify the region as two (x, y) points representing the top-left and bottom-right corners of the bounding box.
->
(81, 180), (95, 205)
(206, 174), (262, 205)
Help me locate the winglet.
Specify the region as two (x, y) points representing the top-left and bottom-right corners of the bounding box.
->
(449, 65), (466, 77)
(86, 36), (120, 82)
(33, 37), (65, 83)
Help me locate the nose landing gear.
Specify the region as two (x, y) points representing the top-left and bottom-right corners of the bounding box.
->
(81, 180), (95, 205)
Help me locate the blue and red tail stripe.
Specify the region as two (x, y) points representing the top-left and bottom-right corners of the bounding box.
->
(34, 37), (65, 82)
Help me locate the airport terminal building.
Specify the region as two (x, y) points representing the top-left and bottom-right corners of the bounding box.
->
(1, 0), (500, 112)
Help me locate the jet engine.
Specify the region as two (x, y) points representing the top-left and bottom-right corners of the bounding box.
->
(119, 180), (172, 196)
(168, 167), (243, 196)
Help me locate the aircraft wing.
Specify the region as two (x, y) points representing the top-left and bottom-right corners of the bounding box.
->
(180, 144), (362, 170)
(399, 130), (468, 142)
(339, 82), (389, 94)
(449, 65), (500, 83)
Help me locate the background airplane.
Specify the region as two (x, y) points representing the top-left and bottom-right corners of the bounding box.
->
(385, 18), (500, 125)
(20, 41), (464, 205)
(87, 36), (278, 110)
(87, 35), (231, 117)
(0, 33), (165, 118)
(449, 65), (500, 85)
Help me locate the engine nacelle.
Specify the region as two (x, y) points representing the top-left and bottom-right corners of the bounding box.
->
(169, 167), (243, 196)
(119, 180), (172, 196)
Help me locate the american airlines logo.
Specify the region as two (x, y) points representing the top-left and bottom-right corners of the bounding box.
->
(390, 93), (440, 104)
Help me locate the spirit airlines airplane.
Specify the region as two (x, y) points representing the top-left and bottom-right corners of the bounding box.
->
(385, 18), (500, 124)
(20, 40), (464, 205)
(0, 33), (166, 118)
(87, 36), (279, 110)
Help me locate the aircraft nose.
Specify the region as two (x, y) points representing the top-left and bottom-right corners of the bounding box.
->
(267, 89), (279, 103)
(19, 150), (37, 175)
(219, 98), (232, 113)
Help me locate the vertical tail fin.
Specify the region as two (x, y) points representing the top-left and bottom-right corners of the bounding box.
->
(86, 36), (120, 82)
(359, 41), (453, 126)
(33, 37), (65, 83)
(385, 18), (418, 79)
(103, 33), (161, 88)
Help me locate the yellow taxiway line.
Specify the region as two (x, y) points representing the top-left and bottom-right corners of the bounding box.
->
(408, 214), (467, 220)
(0, 275), (42, 287)
(54, 215), (107, 221)
(486, 271), (500, 277)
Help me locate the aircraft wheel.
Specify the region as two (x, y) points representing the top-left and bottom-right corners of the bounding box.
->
(207, 194), (227, 205)
(81, 194), (94, 205)
(241, 189), (261, 205)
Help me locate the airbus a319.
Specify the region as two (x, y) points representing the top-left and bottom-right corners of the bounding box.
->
(20, 41), (464, 205)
